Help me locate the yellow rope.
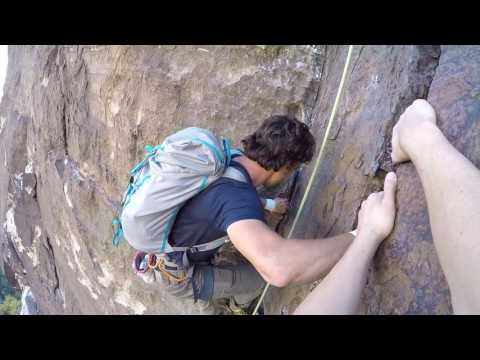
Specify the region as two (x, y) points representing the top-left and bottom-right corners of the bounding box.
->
(252, 45), (355, 315)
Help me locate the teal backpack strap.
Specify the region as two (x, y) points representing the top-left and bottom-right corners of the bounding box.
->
(112, 218), (123, 247)
(222, 138), (232, 167)
(129, 145), (161, 176)
(230, 149), (243, 157)
(222, 137), (246, 166)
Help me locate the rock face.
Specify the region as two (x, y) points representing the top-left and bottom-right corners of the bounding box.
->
(0, 45), (478, 314)
(19, 286), (39, 315)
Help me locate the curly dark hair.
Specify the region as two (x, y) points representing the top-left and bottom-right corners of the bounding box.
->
(241, 115), (316, 171)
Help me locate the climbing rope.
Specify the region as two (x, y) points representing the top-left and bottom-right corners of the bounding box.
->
(252, 45), (355, 315)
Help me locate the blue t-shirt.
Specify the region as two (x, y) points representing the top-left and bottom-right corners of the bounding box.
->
(168, 158), (265, 264)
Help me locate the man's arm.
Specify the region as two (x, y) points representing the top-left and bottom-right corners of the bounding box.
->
(227, 220), (353, 287)
(294, 172), (397, 315)
(392, 99), (480, 314)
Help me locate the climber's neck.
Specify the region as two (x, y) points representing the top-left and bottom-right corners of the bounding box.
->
(233, 155), (273, 187)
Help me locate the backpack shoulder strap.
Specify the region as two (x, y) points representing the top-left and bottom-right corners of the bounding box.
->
(189, 236), (230, 253)
(222, 166), (247, 183)
(165, 234), (231, 254)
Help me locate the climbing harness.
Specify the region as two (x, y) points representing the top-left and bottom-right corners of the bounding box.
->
(251, 45), (356, 315)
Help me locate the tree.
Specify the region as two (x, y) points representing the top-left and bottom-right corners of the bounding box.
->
(0, 295), (20, 315)
(0, 271), (20, 315)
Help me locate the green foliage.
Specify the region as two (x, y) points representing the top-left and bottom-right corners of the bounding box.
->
(0, 271), (20, 315)
(257, 45), (287, 58)
(0, 295), (20, 315)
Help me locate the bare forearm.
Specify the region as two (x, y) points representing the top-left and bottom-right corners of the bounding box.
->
(411, 125), (480, 237)
(279, 233), (354, 285)
(227, 220), (353, 288)
(408, 124), (480, 311)
(294, 233), (377, 315)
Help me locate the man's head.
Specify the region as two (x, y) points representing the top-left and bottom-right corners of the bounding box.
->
(241, 115), (316, 187)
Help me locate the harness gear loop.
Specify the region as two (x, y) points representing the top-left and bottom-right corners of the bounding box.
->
(135, 252), (189, 284)
(147, 253), (159, 270)
(252, 45), (356, 315)
(154, 257), (188, 284)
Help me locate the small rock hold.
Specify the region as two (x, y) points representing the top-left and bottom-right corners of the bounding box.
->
(354, 157), (364, 169)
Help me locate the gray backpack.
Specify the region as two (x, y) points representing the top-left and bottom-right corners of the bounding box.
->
(112, 127), (246, 255)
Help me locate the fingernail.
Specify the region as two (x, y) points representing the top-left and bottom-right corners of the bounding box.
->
(386, 172), (396, 181)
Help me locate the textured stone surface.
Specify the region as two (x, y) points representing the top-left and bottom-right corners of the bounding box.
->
(20, 286), (39, 315)
(360, 45), (480, 314)
(1, 45), (478, 315)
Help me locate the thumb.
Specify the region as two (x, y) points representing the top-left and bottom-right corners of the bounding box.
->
(382, 172), (397, 208)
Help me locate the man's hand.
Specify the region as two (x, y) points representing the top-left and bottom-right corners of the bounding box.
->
(392, 99), (438, 164)
(357, 172), (397, 245)
(271, 197), (289, 214)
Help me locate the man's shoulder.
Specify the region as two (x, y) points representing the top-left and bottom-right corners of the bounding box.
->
(210, 178), (265, 230)
(184, 174), (257, 209)
(210, 175), (258, 196)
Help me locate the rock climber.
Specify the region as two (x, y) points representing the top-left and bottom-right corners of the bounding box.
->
(294, 99), (480, 315)
(157, 115), (371, 314)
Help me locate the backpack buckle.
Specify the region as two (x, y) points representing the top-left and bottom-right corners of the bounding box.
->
(188, 246), (199, 254)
